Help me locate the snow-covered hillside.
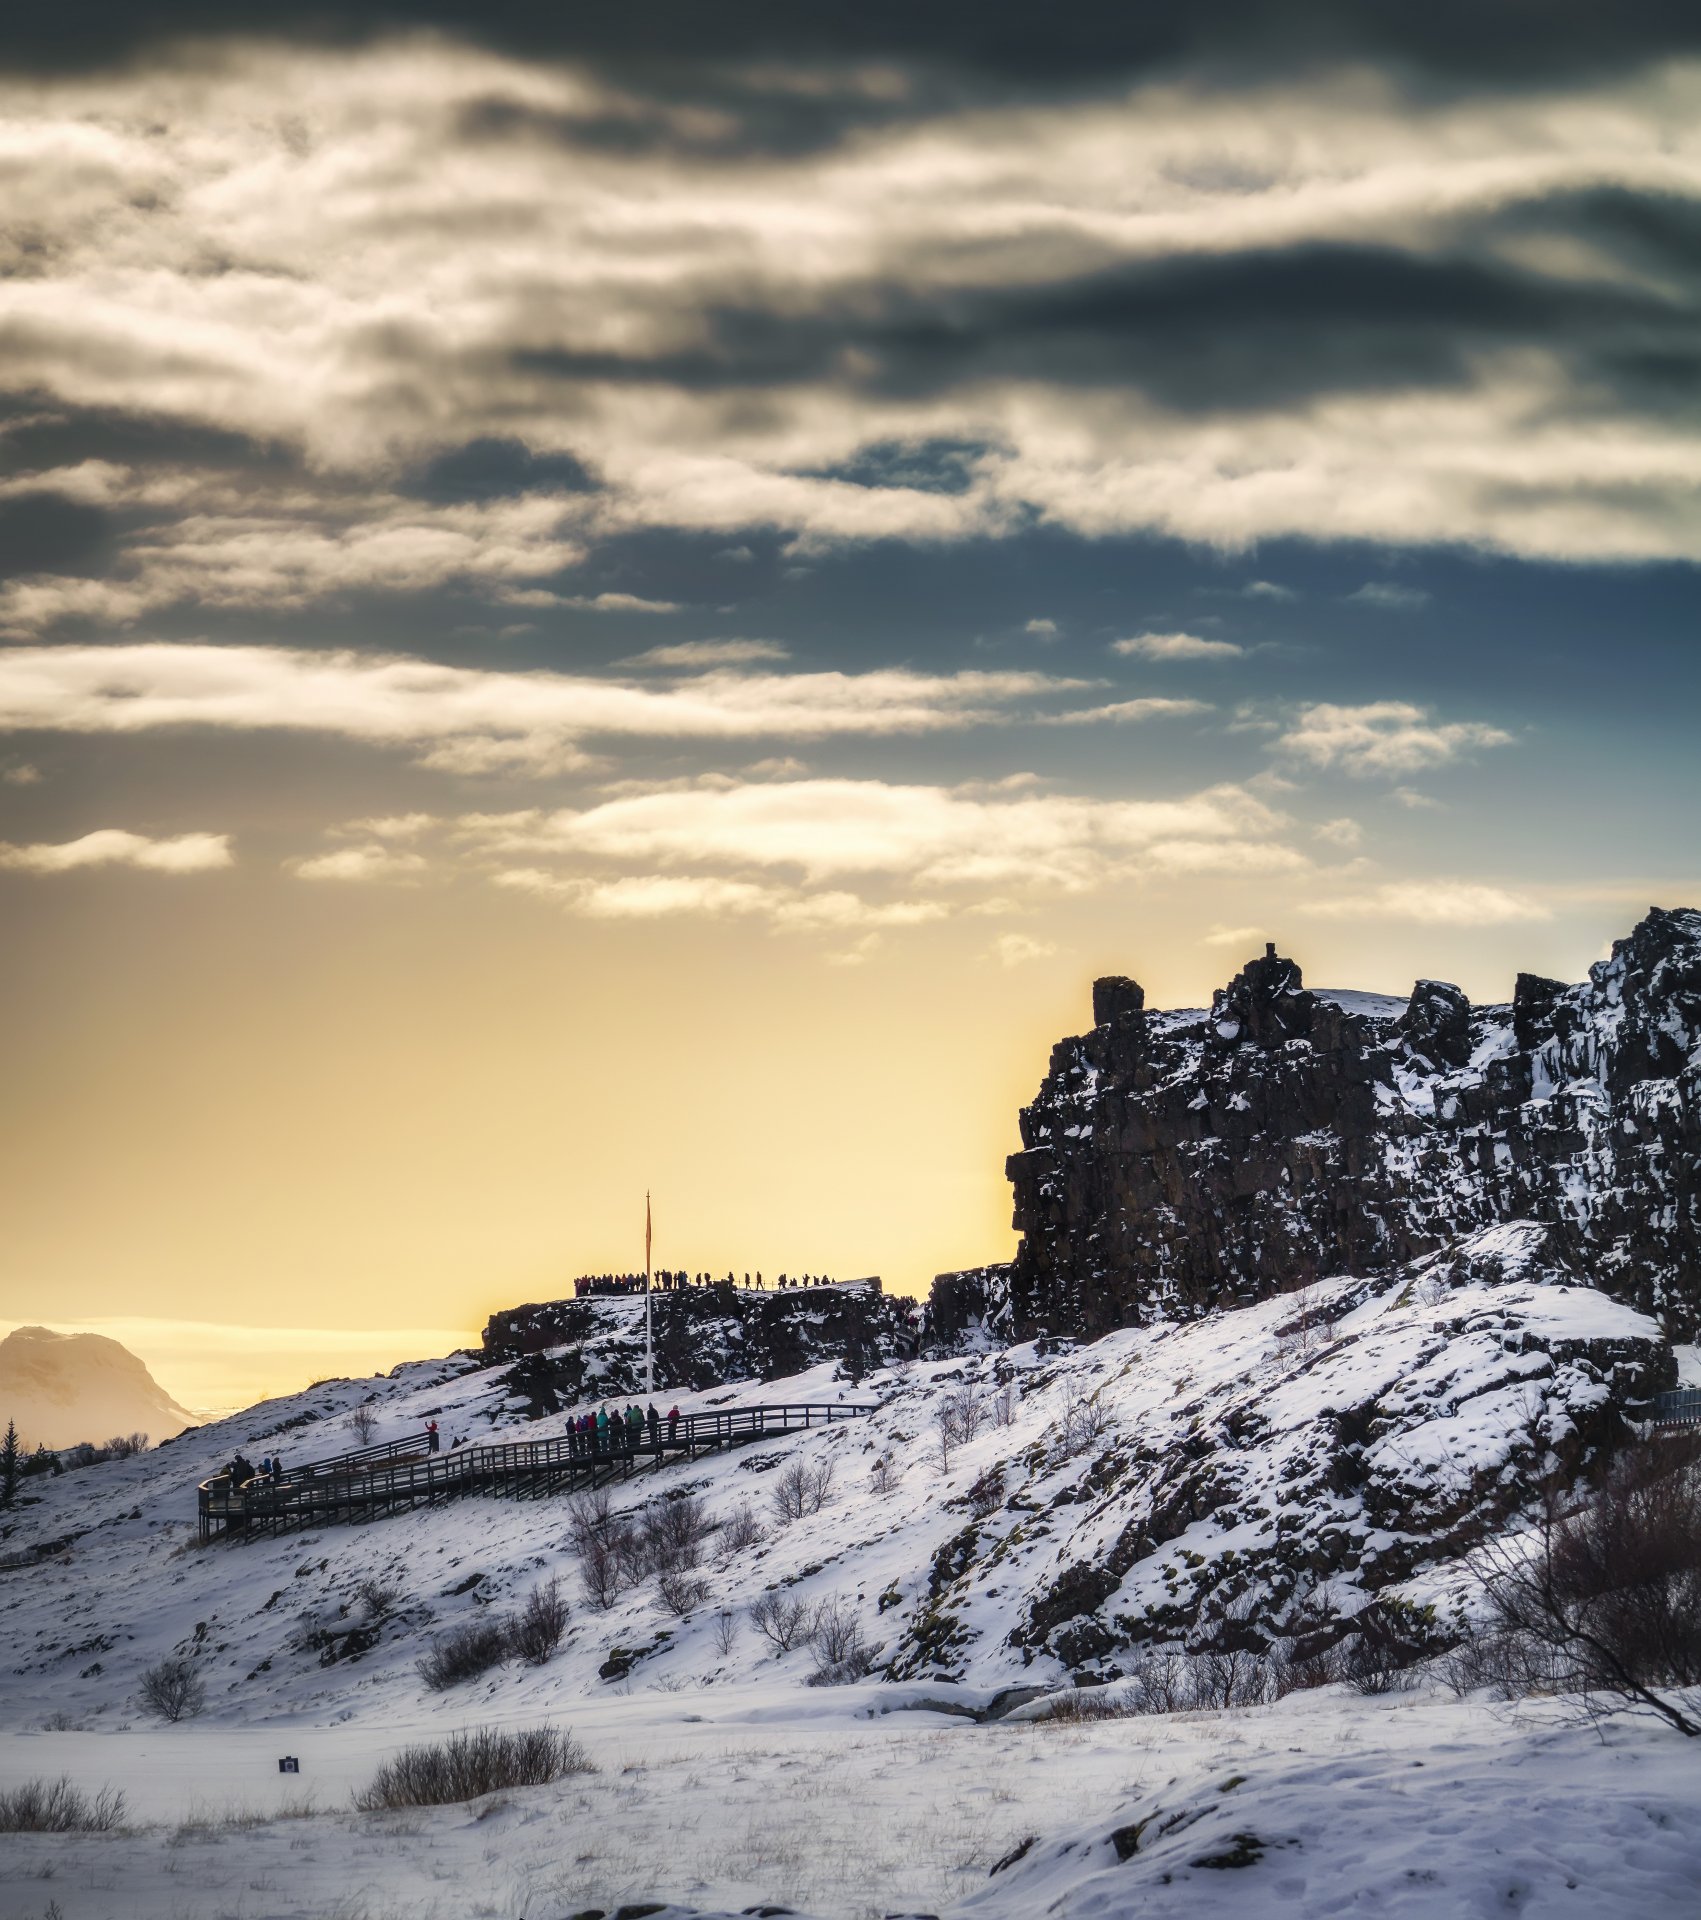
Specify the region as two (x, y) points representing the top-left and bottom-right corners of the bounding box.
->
(0, 1226), (1668, 1726)
(0, 1237), (1691, 1919)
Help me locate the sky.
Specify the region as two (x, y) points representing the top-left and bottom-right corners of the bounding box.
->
(1, 4), (1697, 1412)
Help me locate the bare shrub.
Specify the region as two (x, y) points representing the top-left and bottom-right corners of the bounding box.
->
(1271, 1640), (1342, 1697)
(1191, 1646), (1273, 1710)
(510, 1578), (570, 1665)
(1033, 1688), (1131, 1723)
(354, 1726), (592, 1810)
(803, 1455), (837, 1513)
(966, 1463), (1006, 1518)
(713, 1608), (740, 1656)
(657, 1565), (711, 1617)
(0, 1777), (127, 1833)
(569, 1487), (645, 1608)
(991, 1382), (1018, 1429)
(356, 1577), (402, 1620)
(946, 1384), (984, 1443)
(869, 1452), (902, 1496)
(719, 1502), (765, 1554)
(139, 1657), (205, 1723)
(416, 1617), (509, 1691)
(807, 1595), (876, 1684)
(934, 1402), (959, 1474)
(1131, 1650), (1189, 1715)
(1275, 1281), (1336, 1362)
(1340, 1600), (1443, 1696)
(749, 1591), (818, 1654)
(104, 1433), (149, 1459)
(1477, 1442), (1701, 1736)
(1055, 1389), (1110, 1459)
(349, 1402), (377, 1445)
(644, 1493), (715, 1572)
(771, 1458), (810, 1522)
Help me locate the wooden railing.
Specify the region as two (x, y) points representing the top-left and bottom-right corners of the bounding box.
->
(1650, 1387), (1701, 1429)
(198, 1401), (874, 1541)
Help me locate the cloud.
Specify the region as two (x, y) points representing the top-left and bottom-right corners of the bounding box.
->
(1040, 697), (1210, 726)
(1346, 582), (1432, 610)
(1392, 786), (1444, 810)
(458, 774), (1300, 890)
(291, 845), (429, 883)
(339, 812), (438, 840)
(1203, 922), (1266, 947)
(1240, 580), (1296, 601)
(619, 639), (790, 669)
(558, 592), (682, 613)
(1314, 816), (1364, 848)
(1024, 618), (1059, 640)
(990, 932), (1056, 968)
(0, 36), (1696, 606)
(2, 762), (42, 785)
(1278, 702), (1513, 776)
(1300, 880), (1553, 925)
(492, 867), (941, 932)
(0, 643), (1092, 775)
(1111, 632), (1244, 661)
(0, 828), (232, 872)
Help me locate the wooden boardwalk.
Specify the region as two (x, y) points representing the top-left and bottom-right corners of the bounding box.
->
(198, 1402), (873, 1543)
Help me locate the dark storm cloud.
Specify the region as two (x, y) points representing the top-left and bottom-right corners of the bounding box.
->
(0, 494), (118, 582)
(405, 436), (598, 504)
(0, 395), (296, 479)
(5, 1), (1699, 98)
(510, 242), (1694, 415)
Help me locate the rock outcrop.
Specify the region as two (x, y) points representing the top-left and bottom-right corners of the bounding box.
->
(999, 907), (1701, 1341)
(483, 1281), (917, 1410)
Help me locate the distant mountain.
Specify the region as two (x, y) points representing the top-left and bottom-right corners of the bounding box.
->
(0, 1324), (192, 1451)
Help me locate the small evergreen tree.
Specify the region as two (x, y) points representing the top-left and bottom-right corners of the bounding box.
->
(0, 1419), (20, 1509)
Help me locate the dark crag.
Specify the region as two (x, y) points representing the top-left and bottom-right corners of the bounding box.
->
(998, 907), (1701, 1341)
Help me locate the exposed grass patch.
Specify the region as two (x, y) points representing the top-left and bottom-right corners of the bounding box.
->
(0, 1776), (126, 1832)
(354, 1726), (593, 1810)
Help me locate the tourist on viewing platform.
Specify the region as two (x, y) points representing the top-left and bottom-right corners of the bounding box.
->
(647, 1404), (660, 1445)
(426, 1420), (439, 1453)
(594, 1406), (609, 1452)
(667, 1405), (680, 1443)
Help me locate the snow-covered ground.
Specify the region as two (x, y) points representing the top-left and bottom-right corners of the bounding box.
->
(0, 1251), (1690, 1918)
(2, 1684), (1698, 1919)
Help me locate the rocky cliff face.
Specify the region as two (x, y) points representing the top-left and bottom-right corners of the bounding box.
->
(483, 1282), (917, 1411)
(1001, 906), (1701, 1342)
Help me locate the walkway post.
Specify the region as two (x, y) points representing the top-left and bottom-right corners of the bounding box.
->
(644, 1189), (654, 1398)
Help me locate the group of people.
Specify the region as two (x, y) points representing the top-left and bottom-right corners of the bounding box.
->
(224, 1451), (284, 1490)
(564, 1403), (684, 1455)
(571, 1269), (842, 1297)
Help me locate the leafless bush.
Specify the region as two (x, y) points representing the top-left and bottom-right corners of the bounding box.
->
(1340, 1602), (1441, 1696)
(354, 1726), (592, 1809)
(719, 1501), (765, 1554)
(657, 1565), (711, 1617)
(1275, 1282), (1336, 1363)
(807, 1595), (876, 1683)
(869, 1452), (902, 1496)
(565, 1484), (615, 1548)
(139, 1657), (205, 1722)
(713, 1608), (740, 1656)
(934, 1401), (960, 1474)
(416, 1617), (509, 1691)
(644, 1493), (716, 1572)
(991, 1382), (1018, 1429)
(966, 1463), (1006, 1518)
(1032, 1688), (1133, 1723)
(0, 1777), (127, 1832)
(1191, 1646), (1273, 1710)
(772, 1458), (811, 1521)
(510, 1578), (570, 1665)
(1131, 1650), (1189, 1715)
(1476, 1443), (1701, 1736)
(1270, 1639), (1342, 1696)
(349, 1402), (377, 1445)
(750, 1591), (818, 1654)
(356, 1577), (402, 1620)
(943, 1384), (984, 1444)
(804, 1455), (836, 1512)
(103, 1433), (149, 1459)
(1055, 1389), (1110, 1459)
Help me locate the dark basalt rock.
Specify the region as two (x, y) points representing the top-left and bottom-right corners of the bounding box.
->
(991, 907), (1701, 1342)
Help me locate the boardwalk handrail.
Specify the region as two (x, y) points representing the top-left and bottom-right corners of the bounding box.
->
(1650, 1387), (1701, 1427)
(198, 1400), (875, 1541)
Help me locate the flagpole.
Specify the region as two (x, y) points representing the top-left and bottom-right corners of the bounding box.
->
(644, 1189), (653, 1398)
